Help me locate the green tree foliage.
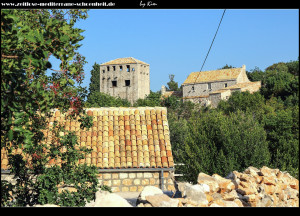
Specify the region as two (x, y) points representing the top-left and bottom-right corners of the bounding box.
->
(263, 106), (299, 177)
(247, 66), (265, 82)
(88, 62), (100, 95)
(134, 91), (162, 107)
(166, 74), (180, 91)
(85, 91), (131, 107)
(175, 110), (270, 183)
(1, 9), (98, 206)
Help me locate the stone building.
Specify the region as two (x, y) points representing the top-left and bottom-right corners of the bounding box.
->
(99, 57), (150, 104)
(182, 65), (261, 107)
(1, 107), (175, 193)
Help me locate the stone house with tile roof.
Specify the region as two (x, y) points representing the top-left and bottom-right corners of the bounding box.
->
(182, 65), (261, 107)
(99, 57), (150, 104)
(1, 107), (175, 193)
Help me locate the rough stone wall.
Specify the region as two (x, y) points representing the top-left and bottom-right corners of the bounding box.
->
(1, 170), (175, 194)
(182, 80), (237, 98)
(208, 93), (222, 108)
(99, 63), (150, 104)
(98, 171), (175, 192)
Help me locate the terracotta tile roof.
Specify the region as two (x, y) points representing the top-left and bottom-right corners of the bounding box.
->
(1, 107), (174, 170)
(182, 67), (243, 85)
(101, 57), (149, 66)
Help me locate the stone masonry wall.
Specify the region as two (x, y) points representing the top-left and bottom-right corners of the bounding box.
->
(2, 170), (175, 194)
(182, 80), (237, 98)
(98, 171), (175, 193)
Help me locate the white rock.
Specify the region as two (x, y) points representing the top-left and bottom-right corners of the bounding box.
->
(138, 186), (163, 201)
(86, 190), (132, 207)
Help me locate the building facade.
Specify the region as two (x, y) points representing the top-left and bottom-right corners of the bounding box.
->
(99, 57), (150, 104)
(182, 65), (261, 107)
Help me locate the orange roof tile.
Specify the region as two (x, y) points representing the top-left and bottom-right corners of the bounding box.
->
(101, 57), (149, 66)
(182, 67), (243, 85)
(1, 107), (174, 170)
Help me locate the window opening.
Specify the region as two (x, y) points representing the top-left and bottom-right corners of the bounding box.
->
(112, 81), (117, 87)
(125, 80), (130, 86)
(208, 83), (212, 90)
(126, 65), (130, 72)
(120, 66), (123, 71)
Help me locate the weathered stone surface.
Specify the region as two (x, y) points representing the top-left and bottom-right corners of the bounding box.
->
(145, 194), (179, 207)
(197, 173), (219, 193)
(86, 190), (132, 207)
(136, 185), (163, 205)
(185, 184), (209, 206)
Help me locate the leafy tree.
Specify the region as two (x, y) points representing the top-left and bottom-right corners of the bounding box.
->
(166, 74), (180, 91)
(134, 91), (162, 107)
(176, 110), (270, 183)
(260, 70), (298, 101)
(247, 66), (265, 82)
(85, 91), (131, 107)
(1, 9), (98, 206)
(219, 64), (234, 69)
(263, 106), (299, 177)
(88, 62), (100, 96)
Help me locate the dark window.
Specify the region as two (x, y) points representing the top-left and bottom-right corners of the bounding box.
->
(191, 86), (194, 91)
(225, 83), (228, 88)
(208, 83), (211, 90)
(125, 80), (130, 86)
(120, 66), (123, 71)
(102, 70), (105, 73)
(126, 65), (130, 72)
(113, 66), (116, 71)
(112, 81), (117, 87)
(107, 66), (110, 71)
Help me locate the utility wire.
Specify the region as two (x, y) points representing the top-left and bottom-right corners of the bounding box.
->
(190, 9), (226, 91)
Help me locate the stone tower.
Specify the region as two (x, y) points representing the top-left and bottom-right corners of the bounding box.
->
(99, 57), (150, 104)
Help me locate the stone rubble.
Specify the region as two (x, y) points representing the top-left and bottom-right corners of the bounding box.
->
(137, 166), (299, 207)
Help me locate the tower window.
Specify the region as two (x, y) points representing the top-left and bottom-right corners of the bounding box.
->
(113, 66), (116, 71)
(102, 70), (105, 73)
(126, 65), (130, 72)
(112, 81), (117, 87)
(132, 67), (135, 71)
(120, 66), (123, 71)
(107, 66), (110, 71)
(225, 83), (228, 88)
(125, 80), (130, 86)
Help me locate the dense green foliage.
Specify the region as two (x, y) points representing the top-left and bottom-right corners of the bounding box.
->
(1, 9), (98, 207)
(166, 74), (180, 91)
(85, 91), (131, 107)
(88, 62), (100, 95)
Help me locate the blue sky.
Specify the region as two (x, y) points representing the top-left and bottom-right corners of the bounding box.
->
(50, 9), (299, 92)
